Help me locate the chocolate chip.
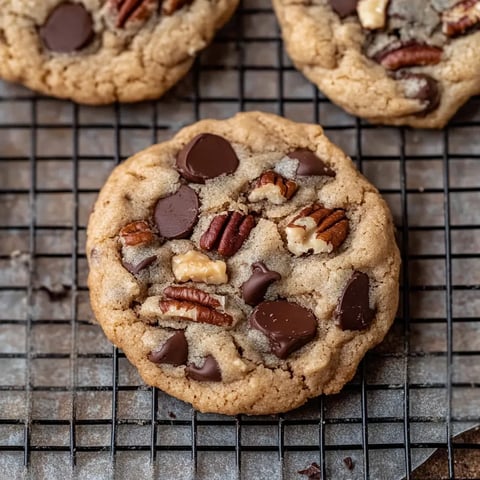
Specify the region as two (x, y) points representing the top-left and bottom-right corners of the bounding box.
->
(328, 0), (359, 18)
(288, 149), (335, 177)
(176, 134), (239, 184)
(122, 255), (156, 275)
(334, 272), (375, 331)
(298, 462), (321, 479)
(343, 456), (354, 470)
(396, 72), (441, 114)
(39, 2), (94, 53)
(249, 301), (317, 359)
(148, 330), (188, 366)
(241, 262), (281, 306)
(186, 355), (222, 382)
(154, 185), (199, 239)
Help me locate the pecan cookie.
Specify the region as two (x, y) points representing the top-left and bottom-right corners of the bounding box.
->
(86, 112), (400, 415)
(273, 0), (480, 128)
(0, 0), (238, 104)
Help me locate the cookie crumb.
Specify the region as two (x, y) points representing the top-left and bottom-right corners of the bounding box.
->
(298, 462), (321, 479)
(343, 456), (354, 470)
(168, 411), (177, 419)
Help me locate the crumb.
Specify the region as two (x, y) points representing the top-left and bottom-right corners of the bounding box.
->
(168, 411), (177, 419)
(298, 462), (321, 479)
(343, 456), (354, 470)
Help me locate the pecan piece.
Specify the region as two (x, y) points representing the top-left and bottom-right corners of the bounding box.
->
(375, 42), (443, 71)
(285, 204), (349, 256)
(357, 0), (389, 30)
(159, 286), (233, 326)
(200, 212), (256, 257)
(248, 171), (298, 205)
(110, 0), (158, 28)
(442, 0), (480, 37)
(119, 221), (155, 246)
(162, 0), (192, 15)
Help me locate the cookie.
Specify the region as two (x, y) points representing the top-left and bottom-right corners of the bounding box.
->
(86, 112), (400, 415)
(273, 0), (480, 128)
(0, 0), (238, 104)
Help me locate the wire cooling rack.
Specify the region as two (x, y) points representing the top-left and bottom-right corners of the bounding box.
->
(0, 1), (479, 479)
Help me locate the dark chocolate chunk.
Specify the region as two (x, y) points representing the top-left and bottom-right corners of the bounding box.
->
(328, 0), (359, 18)
(154, 185), (199, 239)
(288, 149), (335, 177)
(334, 272), (375, 331)
(343, 456), (354, 470)
(241, 262), (281, 306)
(176, 133), (239, 183)
(186, 355), (222, 382)
(249, 301), (317, 359)
(298, 462), (321, 479)
(40, 2), (94, 53)
(148, 330), (188, 366)
(396, 72), (441, 114)
(122, 255), (156, 275)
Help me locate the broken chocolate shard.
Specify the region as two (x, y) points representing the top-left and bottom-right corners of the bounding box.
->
(288, 149), (335, 177)
(148, 330), (188, 366)
(241, 262), (281, 306)
(186, 355), (222, 382)
(122, 255), (156, 274)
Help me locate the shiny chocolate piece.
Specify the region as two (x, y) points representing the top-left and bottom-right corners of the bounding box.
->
(122, 255), (156, 274)
(288, 149), (336, 177)
(334, 271), (375, 330)
(328, 0), (359, 18)
(148, 330), (188, 366)
(397, 72), (441, 114)
(249, 300), (317, 359)
(176, 134), (239, 183)
(186, 355), (222, 382)
(40, 2), (94, 53)
(154, 185), (199, 239)
(241, 262), (281, 306)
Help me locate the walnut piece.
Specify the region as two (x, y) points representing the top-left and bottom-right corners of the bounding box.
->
(171, 250), (227, 284)
(119, 221), (154, 246)
(285, 204), (349, 256)
(248, 171), (298, 205)
(357, 0), (389, 29)
(442, 0), (480, 36)
(375, 42), (443, 70)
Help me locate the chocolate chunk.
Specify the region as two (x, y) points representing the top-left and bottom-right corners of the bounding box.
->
(148, 331), (188, 366)
(298, 462), (321, 479)
(334, 272), (375, 330)
(154, 185), (199, 239)
(122, 255), (156, 274)
(328, 0), (359, 18)
(343, 456), (354, 470)
(40, 2), (94, 53)
(241, 262), (281, 306)
(176, 134), (239, 183)
(249, 301), (317, 359)
(288, 149), (335, 177)
(396, 72), (441, 114)
(186, 355), (222, 382)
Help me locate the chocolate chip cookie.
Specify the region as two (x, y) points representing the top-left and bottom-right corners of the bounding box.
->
(273, 0), (480, 128)
(0, 0), (238, 104)
(86, 112), (400, 415)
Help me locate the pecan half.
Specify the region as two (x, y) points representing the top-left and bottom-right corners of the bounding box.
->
(119, 221), (155, 246)
(442, 0), (480, 37)
(200, 212), (256, 257)
(110, 0), (158, 28)
(248, 171), (298, 205)
(285, 204), (349, 256)
(375, 42), (443, 71)
(159, 286), (233, 326)
(162, 0), (192, 15)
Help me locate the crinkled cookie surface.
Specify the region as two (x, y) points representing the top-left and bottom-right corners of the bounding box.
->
(87, 112), (400, 415)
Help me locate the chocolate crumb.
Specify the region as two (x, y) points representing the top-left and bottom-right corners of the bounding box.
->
(168, 411), (177, 419)
(40, 283), (71, 302)
(298, 462), (321, 479)
(343, 456), (354, 470)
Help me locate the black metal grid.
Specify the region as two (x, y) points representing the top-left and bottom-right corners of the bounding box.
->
(0, 1), (479, 479)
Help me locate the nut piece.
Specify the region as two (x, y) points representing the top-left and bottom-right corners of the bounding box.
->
(442, 0), (480, 37)
(162, 0), (191, 15)
(172, 250), (227, 284)
(357, 0), (389, 29)
(119, 221), (155, 246)
(375, 42), (443, 71)
(159, 286), (233, 326)
(285, 204), (349, 256)
(248, 171), (298, 205)
(110, 0), (158, 28)
(200, 212), (256, 257)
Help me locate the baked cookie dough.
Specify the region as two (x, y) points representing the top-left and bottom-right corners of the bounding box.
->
(86, 111), (400, 415)
(0, 0), (238, 104)
(273, 0), (480, 128)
